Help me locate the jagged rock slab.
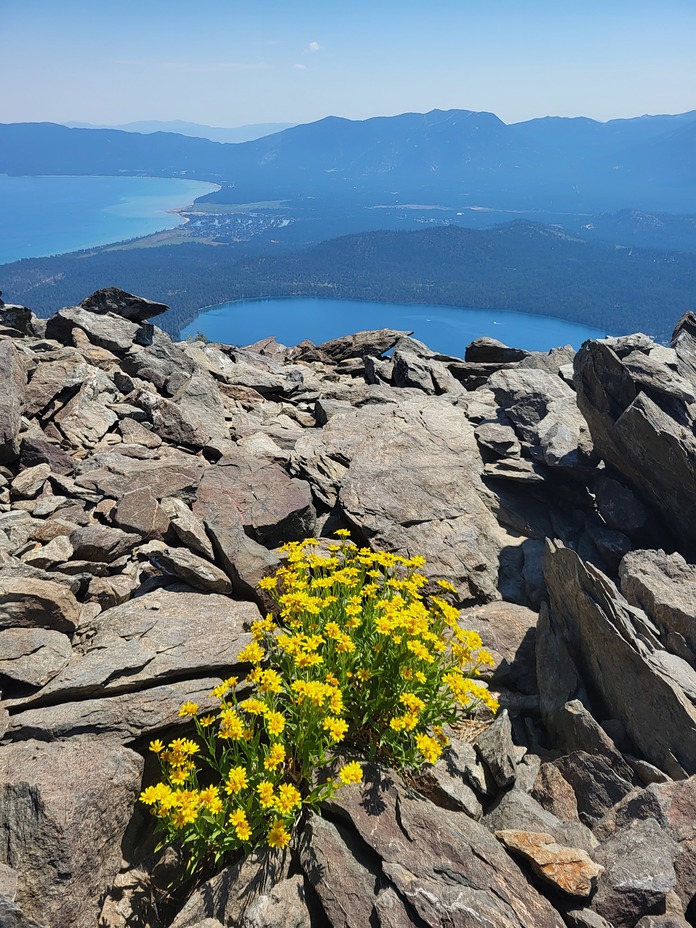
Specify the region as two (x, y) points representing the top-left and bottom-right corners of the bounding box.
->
(543, 540), (696, 775)
(292, 395), (511, 601)
(169, 850), (294, 928)
(595, 776), (696, 914)
(593, 818), (679, 927)
(620, 549), (696, 663)
(327, 766), (565, 928)
(69, 523), (140, 562)
(574, 338), (696, 549)
(0, 739), (142, 928)
(113, 486), (170, 540)
(299, 813), (395, 928)
(0, 341), (25, 464)
(24, 352), (91, 417)
(291, 329), (410, 363)
(162, 497), (215, 560)
(13, 587), (256, 703)
(80, 287), (168, 322)
(484, 787), (597, 854)
(4, 676), (223, 742)
(142, 367), (229, 448)
(45, 306), (152, 354)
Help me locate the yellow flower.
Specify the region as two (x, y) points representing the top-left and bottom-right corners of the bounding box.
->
(241, 697), (267, 716)
(323, 716), (349, 743)
(211, 676), (238, 699)
(338, 761), (363, 785)
(334, 528), (351, 537)
(407, 639), (434, 663)
(264, 742), (286, 771)
(435, 578), (457, 594)
(225, 766), (249, 795)
(257, 576), (278, 590)
(140, 782), (171, 805)
(266, 819), (291, 849)
(266, 711), (286, 737)
(415, 733), (442, 765)
(218, 708), (245, 740)
(198, 715), (215, 728)
(229, 808), (252, 841)
(237, 641), (265, 664)
(257, 780), (276, 809)
(275, 783), (302, 815)
(149, 739), (164, 754)
(198, 786), (223, 815)
(258, 669), (283, 695)
(178, 701), (199, 718)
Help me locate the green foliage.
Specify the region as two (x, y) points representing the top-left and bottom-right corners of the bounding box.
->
(140, 536), (497, 875)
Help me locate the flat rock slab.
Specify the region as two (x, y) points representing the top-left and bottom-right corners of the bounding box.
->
(326, 766), (565, 928)
(0, 577), (80, 633)
(195, 448), (315, 549)
(150, 547), (233, 594)
(292, 395), (511, 601)
(0, 738), (142, 928)
(113, 486), (170, 540)
(70, 523), (140, 562)
(75, 451), (206, 501)
(5, 676), (223, 743)
(0, 628), (72, 688)
(496, 830), (603, 897)
(461, 601), (538, 693)
(17, 587), (257, 703)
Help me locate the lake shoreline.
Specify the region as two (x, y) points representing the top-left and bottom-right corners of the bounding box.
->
(180, 295), (610, 354)
(0, 175), (218, 266)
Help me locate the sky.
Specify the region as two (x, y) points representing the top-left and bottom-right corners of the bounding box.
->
(2, 0), (695, 127)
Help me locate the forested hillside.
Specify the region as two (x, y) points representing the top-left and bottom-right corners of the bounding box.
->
(3, 222), (693, 342)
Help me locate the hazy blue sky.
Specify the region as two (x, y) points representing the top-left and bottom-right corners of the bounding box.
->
(3, 0), (695, 127)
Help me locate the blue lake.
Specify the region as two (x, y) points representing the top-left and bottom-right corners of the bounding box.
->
(181, 297), (610, 354)
(0, 175), (217, 265)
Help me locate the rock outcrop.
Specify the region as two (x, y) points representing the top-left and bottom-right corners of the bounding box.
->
(1, 288), (696, 927)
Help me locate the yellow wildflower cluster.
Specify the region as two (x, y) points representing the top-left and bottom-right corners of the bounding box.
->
(140, 533), (496, 874)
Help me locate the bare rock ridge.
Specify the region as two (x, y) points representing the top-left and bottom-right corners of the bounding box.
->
(0, 289), (695, 927)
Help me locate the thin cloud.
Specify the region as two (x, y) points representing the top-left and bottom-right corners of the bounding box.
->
(294, 63), (308, 70)
(308, 41), (321, 53)
(157, 61), (268, 74)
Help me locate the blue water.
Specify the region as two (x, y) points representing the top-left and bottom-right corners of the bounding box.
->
(182, 297), (609, 355)
(0, 175), (217, 265)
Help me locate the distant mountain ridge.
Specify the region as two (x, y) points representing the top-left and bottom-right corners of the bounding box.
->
(64, 120), (296, 143)
(1, 108), (696, 213)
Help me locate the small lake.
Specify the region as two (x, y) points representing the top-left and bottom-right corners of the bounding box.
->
(0, 175), (217, 265)
(181, 297), (609, 354)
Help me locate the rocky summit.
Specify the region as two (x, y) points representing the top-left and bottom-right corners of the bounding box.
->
(1, 286), (696, 928)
